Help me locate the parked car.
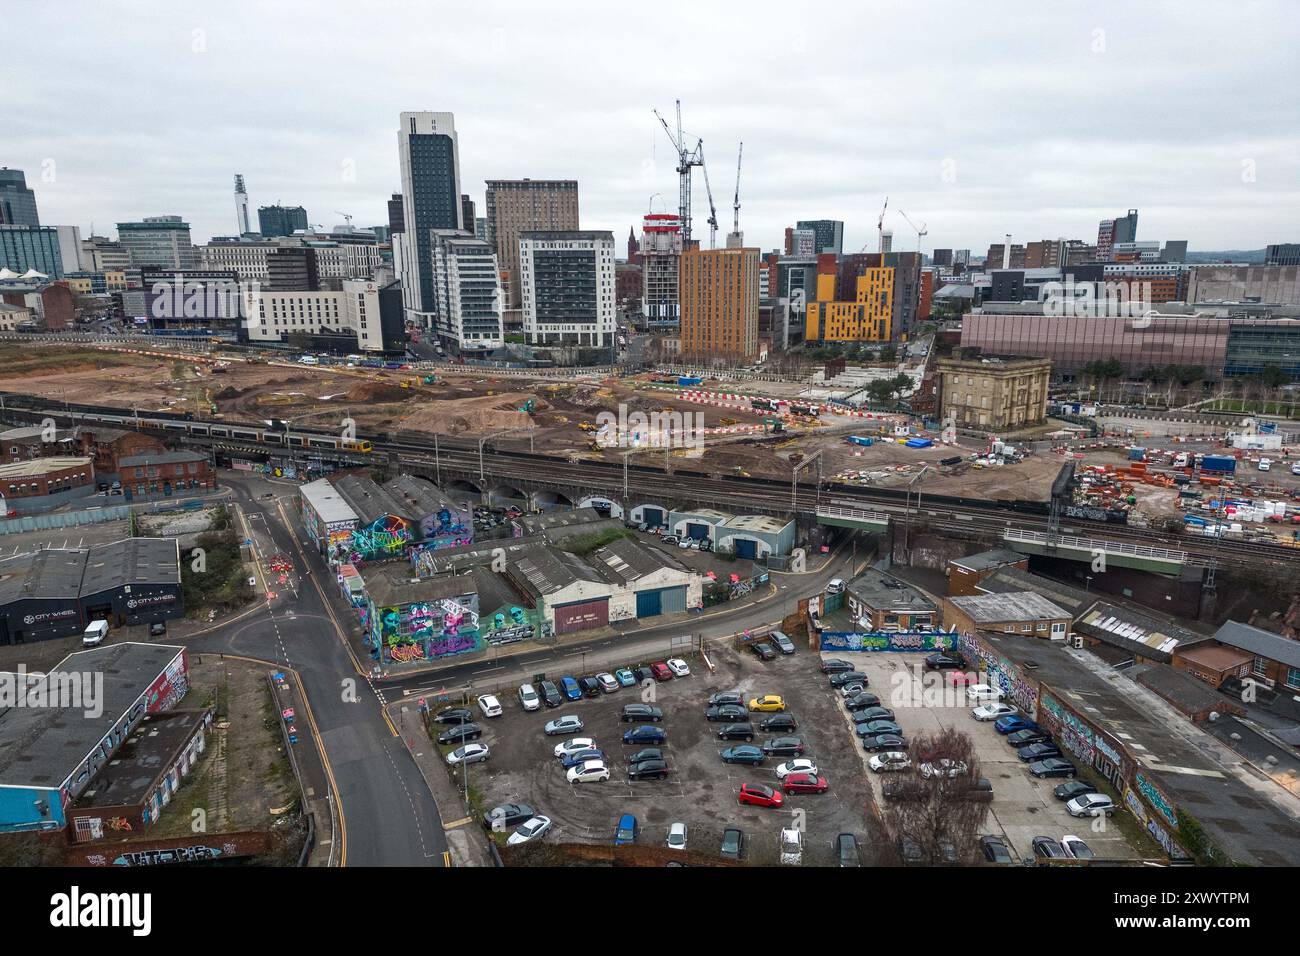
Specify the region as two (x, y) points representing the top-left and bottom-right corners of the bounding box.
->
(949, 777), (995, 803)
(476, 694), (503, 718)
(553, 737), (597, 759)
(717, 723), (755, 741)
(760, 736), (805, 757)
(538, 681), (563, 708)
(666, 658), (691, 677)
(561, 748), (606, 769)
(578, 676), (602, 698)
(1007, 728), (1051, 748)
(850, 705), (895, 723)
(842, 691), (881, 710)
(868, 751), (911, 773)
(836, 833), (861, 867)
(979, 835), (1014, 864)
(1060, 835), (1094, 860)
(857, 720), (903, 737)
(783, 772), (828, 794)
(650, 661), (674, 681)
(560, 676), (582, 700)
(919, 758), (968, 779)
(596, 673), (620, 694)
(1066, 793), (1116, 818)
(829, 671), (868, 688)
(148, 621), (167, 637)
(721, 827), (745, 861)
(837, 682), (870, 699)
(737, 783), (784, 808)
(779, 827), (803, 865)
(446, 743), (489, 765)
(820, 658), (856, 674)
(769, 631), (795, 655)
(633, 666), (655, 684)
(437, 723), (482, 745)
(861, 732), (908, 752)
(760, 713), (797, 733)
(748, 694), (786, 712)
(707, 691), (744, 708)
(1029, 757), (1077, 779)
(433, 707), (474, 725)
(507, 815), (552, 846)
(482, 803), (535, 830)
(666, 822), (688, 850)
(1053, 780), (1098, 802)
(994, 715), (1036, 735)
(1032, 836), (1068, 860)
(750, 642), (777, 661)
(661, 534), (680, 545)
(627, 747), (663, 765)
(567, 760), (610, 784)
(614, 813), (637, 845)
(721, 745), (766, 766)
(826, 578), (846, 595)
(774, 758), (817, 779)
(924, 653), (963, 670)
(706, 704), (749, 722)
(623, 725), (666, 745)
(544, 715), (584, 736)
(1018, 742), (1063, 763)
(966, 684), (1004, 702)
(620, 703), (663, 723)
(972, 703), (1017, 722)
(517, 683), (541, 711)
(614, 668), (637, 687)
(628, 758), (670, 780)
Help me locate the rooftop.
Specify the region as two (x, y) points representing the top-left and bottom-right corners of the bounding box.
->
(360, 563), (480, 608)
(118, 450), (209, 468)
(300, 477), (358, 526)
(948, 590), (1070, 624)
(0, 456), (91, 479)
(1130, 664), (1234, 719)
(512, 545), (608, 597)
(976, 566), (1096, 617)
(382, 474), (461, 519)
(0, 548), (87, 604)
(1174, 643), (1253, 671)
(80, 538), (180, 595)
(1212, 620), (1300, 670)
(720, 514), (794, 536)
(847, 568), (938, 614)
(74, 710), (209, 810)
(949, 548), (1027, 573)
(588, 536), (689, 586)
(1075, 601), (1214, 664)
(332, 473), (412, 527)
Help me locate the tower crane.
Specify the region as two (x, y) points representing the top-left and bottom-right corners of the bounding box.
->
(334, 211), (354, 226)
(653, 100), (705, 245)
(897, 210), (928, 252)
(858, 196), (889, 254)
(699, 145), (720, 249)
(731, 141), (744, 237)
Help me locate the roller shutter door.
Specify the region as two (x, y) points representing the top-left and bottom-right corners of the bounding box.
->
(686, 523), (710, 540)
(733, 538), (758, 560)
(552, 598), (609, 634)
(642, 507), (665, 528)
(636, 589), (662, 618)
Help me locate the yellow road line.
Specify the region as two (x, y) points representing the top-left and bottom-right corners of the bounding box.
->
(444, 816), (473, 829)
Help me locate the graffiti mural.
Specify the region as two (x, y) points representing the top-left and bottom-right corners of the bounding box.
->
(958, 633), (1039, 717)
(368, 591), (483, 663)
(349, 515), (410, 563)
(821, 631), (957, 653)
(420, 507), (473, 551)
(481, 604), (543, 647)
(1040, 691), (1097, 765)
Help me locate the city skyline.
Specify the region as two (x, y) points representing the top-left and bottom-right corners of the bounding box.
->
(4, 1), (1298, 253)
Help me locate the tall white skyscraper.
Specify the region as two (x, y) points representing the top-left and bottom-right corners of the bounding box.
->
(396, 111), (463, 327)
(234, 175), (250, 235)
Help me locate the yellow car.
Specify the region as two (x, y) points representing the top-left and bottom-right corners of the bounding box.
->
(748, 694), (786, 712)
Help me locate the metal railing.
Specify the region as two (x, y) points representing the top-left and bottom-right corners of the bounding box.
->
(1004, 528), (1188, 562)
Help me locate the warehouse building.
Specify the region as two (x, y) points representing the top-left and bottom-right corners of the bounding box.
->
(946, 548), (1029, 597)
(509, 546), (615, 635)
(666, 507), (730, 544)
(300, 477), (360, 565)
(943, 591), (1072, 641)
(715, 514), (797, 559)
(588, 536), (701, 621)
(384, 474), (473, 550)
(846, 569), (938, 631)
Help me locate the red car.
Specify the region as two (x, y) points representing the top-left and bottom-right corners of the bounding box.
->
(946, 671), (978, 686)
(737, 783), (784, 808)
(650, 662), (674, 682)
(782, 773), (829, 795)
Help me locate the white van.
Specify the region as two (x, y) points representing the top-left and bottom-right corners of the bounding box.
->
(518, 683), (540, 712)
(1259, 458), (1271, 472)
(82, 619), (109, 647)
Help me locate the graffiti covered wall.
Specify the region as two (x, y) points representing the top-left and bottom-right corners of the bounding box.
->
(368, 592), (483, 663)
(821, 630), (957, 653)
(349, 514), (410, 563)
(957, 632), (1039, 718)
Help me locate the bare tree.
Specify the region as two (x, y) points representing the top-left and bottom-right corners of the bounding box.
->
(881, 727), (990, 866)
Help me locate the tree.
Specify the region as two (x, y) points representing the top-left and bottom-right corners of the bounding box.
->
(881, 728), (989, 865)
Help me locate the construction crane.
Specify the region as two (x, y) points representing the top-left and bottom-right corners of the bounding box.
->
(699, 144), (720, 249)
(731, 142), (744, 238)
(334, 211), (354, 226)
(653, 100), (705, 245)
(898, 210), (928, 252)
(858, 196), (889, 254)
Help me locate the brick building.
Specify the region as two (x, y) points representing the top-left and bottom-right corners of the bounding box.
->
(117, 450), (215, 497)
(0, 456), (95, 512)
(943, 591), (1071, 640)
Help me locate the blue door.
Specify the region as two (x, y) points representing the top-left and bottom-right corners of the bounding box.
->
(686, 522), (709, 540)
(636, 589), (663, 618)
(734, 538), (758, 560)
(642, 507), (664, 528)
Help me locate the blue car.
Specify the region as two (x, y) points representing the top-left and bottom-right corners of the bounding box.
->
(560, 676), (582, 701)
(615, 813), (637, 846)
(623, 725), (666, 745)
(614, 668), (637, 687)
(561, 747), (606, 769)
(994, 715), (1037, 735)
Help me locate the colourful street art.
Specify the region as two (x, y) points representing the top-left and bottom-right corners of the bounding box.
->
(1040, 690), (1097, 765)
(481, 604), (542, 646)
(820, 631), (957, 652)
(368, 591), (484, 663)
(349, 514), (410, 563)
(958, 633), (1040, 717)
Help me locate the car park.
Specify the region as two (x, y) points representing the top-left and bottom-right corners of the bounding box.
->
(919, 759), (967, 779)
(721, 828), (745, 860)
(433, 707), (474, 725)
(783, 772), (828, 794)
(972, 703), (1017, 721)
(544, 715), (584, 736)
(597, 673), (620, 694)
(666, 822), (688, 850)
(507, 816), (553, 846)
(633, 666), (655, 684)
(769, 631), (795, 655)
(1029, 757), (1076, 779)
(721, 744), (766, 766)
(857, 720), (903, 737)
(437, 723), (482, 745)
(446, 743), (490, 765)
(1066, 793), (1116, 818)
(924, 653), (963, 670)
(560, 677), (582, 701)
(750, 642), (777, 661)
(615, 813), (637, 845)
(561, 748), (606, 769)
(623, 725), (666, 745)
(1053, 780), (1098, 802)
(837, 682), (869, 699)
(620, 703), (664, 722)
(483, 803), (535, 830)
(538, 681), (563, 708)
(717, 723), (755, 741)
(759, 713), (797, 732)
(707, 691), (745, 708)
(850, 705), (895, 722)
(553, 737), (598, 759)
(1060, 835), (1094, 859)
(829, 671), (868, 688)
(966, 684), (1004, 702)
(994, 715), (1035, 735)
(477, 694), (503, 718)
(760, 736), (805, 756)
(749, 695), (786, 712)
(1018, 742), (1063, 763)
(567, 760), (611, 784)
(706, 704), (749, 722)
(518, 684), (541, 711)
(979, 835), (1013, 864)
(578, 676), (602, 698)
(666, 658), (691, 677)
(868, 751), (911, 773)
(614, 669), (637, 687)
(1032, 836), (1068, 860)
(650, 662), (674, 681)
(775, 758), (817, 779)
(861, 732), (908, 752)
(737, 783), (783, 808)
(628, 759), (670, 780)
(820, 658), (856, 674)
(1007, 728), (1051, 748)
(837, 833), (861, 867)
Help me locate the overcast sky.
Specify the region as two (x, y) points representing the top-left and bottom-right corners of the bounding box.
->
(5, 0), (1298, 254)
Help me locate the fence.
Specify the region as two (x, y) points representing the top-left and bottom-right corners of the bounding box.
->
(0, 504), (132, 535)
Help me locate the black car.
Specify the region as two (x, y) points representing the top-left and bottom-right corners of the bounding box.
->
(706, 704), (749, 722)
(627, 758), (670, 780)
(1007, 728), (1051, 748)
(436, 722), (482, 745)
(761, 736), (806, 757)
(842, 691), (881, 710)
(750, 642), (777, 661)
(1032, 836), (1068, 860)
(627, 747), (664, 765)
(857, 719), (902, 737)
(578, 676), (602, 698)
(829, 671), (868, 688)
(707, 691), (744, 708)
(621, 704), (664, 723)
(770, 631), (796, 655)
(1018, 742), (1063, 763)
(924, 653), (963, 671)
(633, 666), (655, 684)
(720, 745), (765, 766)
(850, 706), (895, 723)
(721, 827), (745, 861)
(1029, 757), (1077, 779)
(760, 713), (797, 732)
(861, 732), (907, 752)
(1054, 780), (1098, 802)
(148, 621), (167, 637)
(979, 835), (1013, 864)
(433, 707), (475, 725)
(820, 658), (856, 674)
(837, 833), (861, 867)
(482, 803), (535, 830)
(717, 722), (755, 741)
(538, 680), (563, 708)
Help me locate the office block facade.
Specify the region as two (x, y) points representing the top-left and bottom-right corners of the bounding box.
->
(519, 230), (614, 349)
(430, 230), (504, 351)
(117, 217), (196, 269)
(257, 205), (308, 238)
(0, 168), (39, 226)
(485, 179), (579, 308)
(679, 247), (760, 361)
(805, 267), (893, 342)
(0, 225), (64, 277)
(397, 111), (463, 325)
(796, 219), (844, 255)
